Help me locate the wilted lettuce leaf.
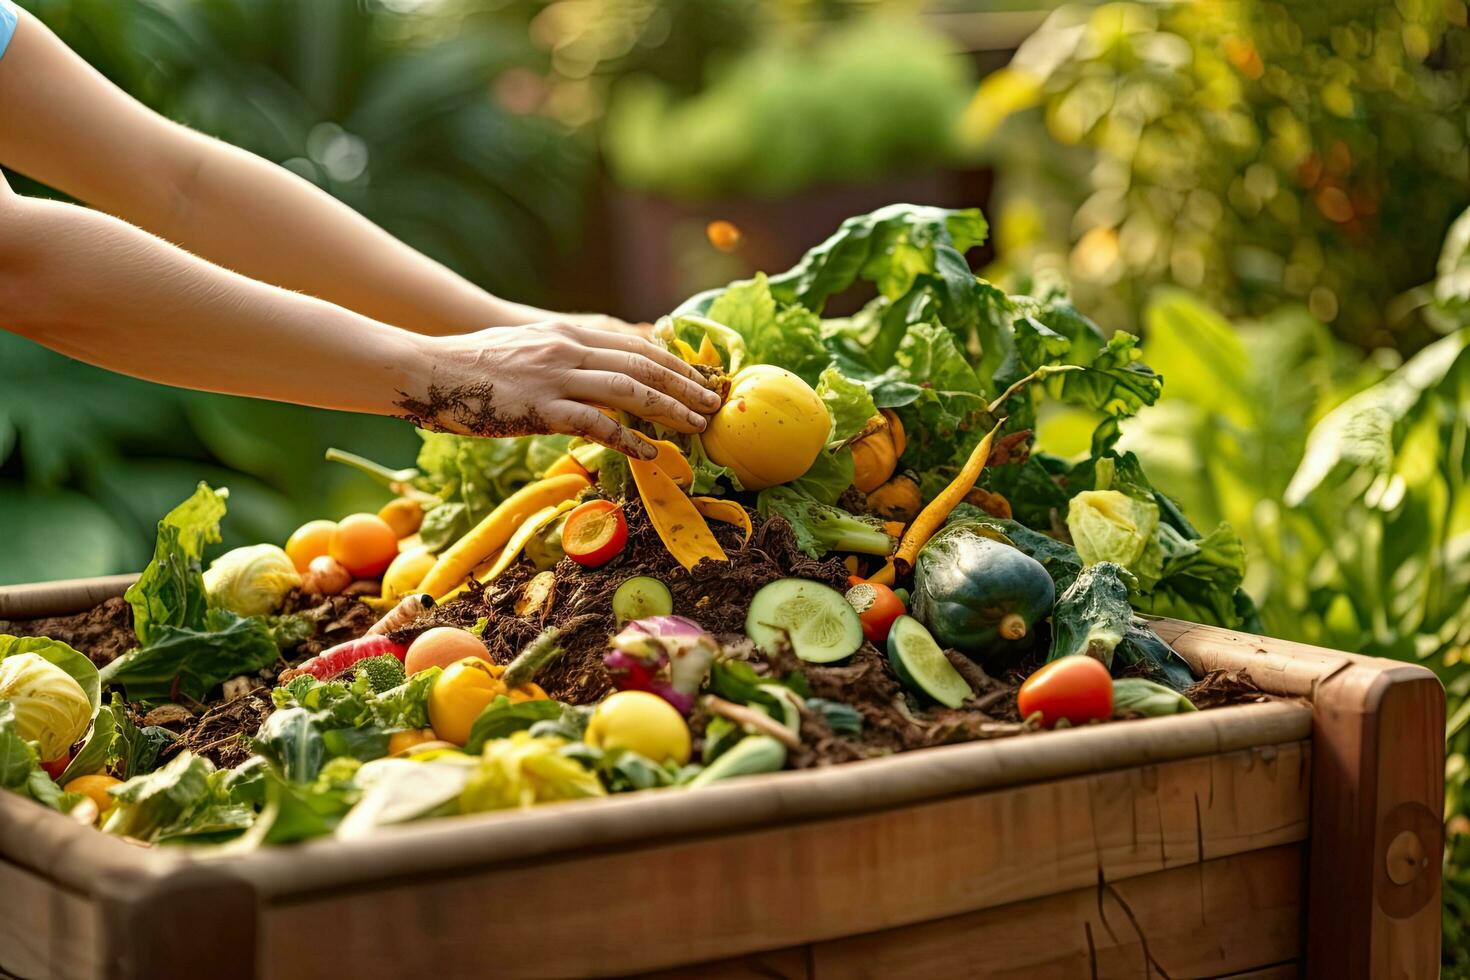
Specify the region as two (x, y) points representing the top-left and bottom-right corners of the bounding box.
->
(414, 431), (570, 548)
(815, 367), (877, 443)
(102, 751), (216, 842)
(460, 732), (605, 811)
(125, 483), (227, 646)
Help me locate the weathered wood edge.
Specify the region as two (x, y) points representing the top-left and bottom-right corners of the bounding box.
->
(1151, 617), (1445, 976)
(0, 574), (138, 620)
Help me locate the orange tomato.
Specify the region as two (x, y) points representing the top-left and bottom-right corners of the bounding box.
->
(1017, 656), (1113, 729)
(405, 627), (492, 675)
(328, 513), (399, 578)
(286, 519), (338, 573)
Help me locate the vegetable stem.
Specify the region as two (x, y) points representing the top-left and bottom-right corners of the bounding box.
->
(324, 448), (431, 499)
(702, 695), (802, 750)
(502, 627), (564, 689)
(998, 613), (1028, 641)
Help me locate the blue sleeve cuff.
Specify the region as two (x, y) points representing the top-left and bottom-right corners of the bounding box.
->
(0, 1), (17, 62)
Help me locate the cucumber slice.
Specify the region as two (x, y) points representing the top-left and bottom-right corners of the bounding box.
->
(745, 578), (863, 663)
(613, 576), (673, 626)
(887, 616), (973, 708)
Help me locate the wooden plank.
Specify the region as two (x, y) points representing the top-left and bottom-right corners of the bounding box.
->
(229, 702), (1310, 900)
(1307, 663), (1443, 978)
(0, 859), (100, 980)
(259, 742), (1310, 979)
(0, 574), (136, 619)
(803, 845), (1303, 979)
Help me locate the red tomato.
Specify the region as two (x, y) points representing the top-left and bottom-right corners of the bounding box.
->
(845, 582), (906, 645)
(40, 752), (70, 782)
(1017, 656), (1114, 728)
(562, 500), (628, 567)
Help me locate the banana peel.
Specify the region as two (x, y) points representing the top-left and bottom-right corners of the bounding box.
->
(692, 497), (752, 546)
(626, 433), (725, 571)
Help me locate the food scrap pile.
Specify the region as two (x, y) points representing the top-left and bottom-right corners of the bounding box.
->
(0, 205), (1269, 847)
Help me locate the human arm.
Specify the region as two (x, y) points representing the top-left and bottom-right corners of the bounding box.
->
(0, 6), (612, 337)
(0, 188), (717, 456)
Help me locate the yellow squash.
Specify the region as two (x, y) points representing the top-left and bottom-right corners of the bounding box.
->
(702, 365), (829, 490)
(477, 499), (580, 585)
(417, 473), (589, 599)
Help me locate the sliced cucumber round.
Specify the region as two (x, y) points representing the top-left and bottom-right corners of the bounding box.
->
(745, 578), (863, 663)
(887, 615), (973, 708)
(613, 576), (673, 626)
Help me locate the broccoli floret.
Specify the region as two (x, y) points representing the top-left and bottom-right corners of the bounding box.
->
(756, 487), (896, 558)
(359, 654), (406, 694)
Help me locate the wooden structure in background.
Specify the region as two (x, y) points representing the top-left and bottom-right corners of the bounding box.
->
(0, 580), (1444, 978)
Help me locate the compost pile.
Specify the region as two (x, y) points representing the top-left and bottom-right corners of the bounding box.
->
(0, 204), (1271, 847)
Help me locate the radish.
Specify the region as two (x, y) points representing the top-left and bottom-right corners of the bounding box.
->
(279, 635), (408, 683)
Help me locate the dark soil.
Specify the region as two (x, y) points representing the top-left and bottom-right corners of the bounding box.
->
(392, 499), (849, 704)
(0, 596), (136, 668)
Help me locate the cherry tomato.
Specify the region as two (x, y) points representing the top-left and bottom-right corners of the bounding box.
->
(40, 752), (70, 781)
(561, 500), (628, 567)
(64, 774), (122, 815)
(329, 513), (399, 578)
(1017, 656), (1114, 728)
(845, 582), (905, 645)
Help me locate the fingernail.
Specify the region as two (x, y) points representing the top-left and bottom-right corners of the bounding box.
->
(687, 411), (707, 430)
(703, 391), (721, 408)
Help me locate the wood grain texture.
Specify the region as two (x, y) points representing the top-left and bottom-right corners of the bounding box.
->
(258, 742), (1310, 979)
(802, 844), (1303, 979)
(0, 575), (137, 619)
(0, 859), (100, 980)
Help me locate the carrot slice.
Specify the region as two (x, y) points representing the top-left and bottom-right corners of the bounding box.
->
(692, 497), (752, 545)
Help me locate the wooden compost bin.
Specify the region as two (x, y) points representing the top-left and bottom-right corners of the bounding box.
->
(0, 578), (1445, 979)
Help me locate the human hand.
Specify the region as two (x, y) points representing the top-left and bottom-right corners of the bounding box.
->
(396, 321), (720, 458)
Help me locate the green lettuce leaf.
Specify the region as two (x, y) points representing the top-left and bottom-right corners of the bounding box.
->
(102, 751), (216, 842)
(768, 204), (988, 311)
(124, 483), (227, 646)
(99, 609), (279, 702)
(890, 321), (989, 470)
(790, 448), (855, 506)
(815, 366), (878, 444)
(463, 696), (565, 753)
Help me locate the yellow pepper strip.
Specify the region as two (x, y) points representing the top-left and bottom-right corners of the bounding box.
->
(866, 562), (897, 587)
(695, 333), (722, 366)
(628, 458), (726, 571)
(692, 497), (752, 546)
(478, 500), (579, 585)
(631, 432), (694, 489)
(670, 338), (701, 364)
(418, 473), (590, 599)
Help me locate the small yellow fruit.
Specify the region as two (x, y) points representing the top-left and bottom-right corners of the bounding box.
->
(64, 774), (123, 817)
(702, 365), (829, 490)
(585, 691), (691, 765)
(382, 546), (436, 601)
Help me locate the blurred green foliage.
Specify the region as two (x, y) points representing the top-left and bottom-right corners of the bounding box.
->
(603, 14), (976, 198)
(973, 0), (1470, 351)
